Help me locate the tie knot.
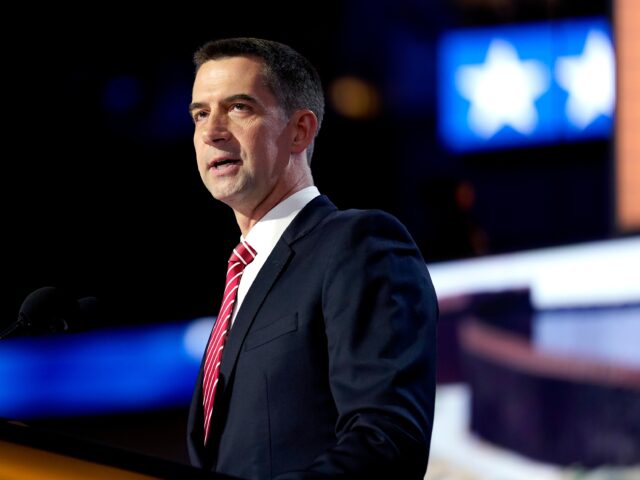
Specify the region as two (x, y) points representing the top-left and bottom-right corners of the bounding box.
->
(229, 240), (257, 266)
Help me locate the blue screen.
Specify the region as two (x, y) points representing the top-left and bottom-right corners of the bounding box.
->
(438, 17), (614, 152)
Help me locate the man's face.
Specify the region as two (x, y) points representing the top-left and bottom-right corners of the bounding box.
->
(190, 56), (294, 213)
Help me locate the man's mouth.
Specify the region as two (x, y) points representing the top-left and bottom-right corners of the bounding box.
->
(211, 159), (241, 169)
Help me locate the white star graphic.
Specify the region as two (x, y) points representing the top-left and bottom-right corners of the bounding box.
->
(555, 30), (615, 129)
(456, 39), (550, 139)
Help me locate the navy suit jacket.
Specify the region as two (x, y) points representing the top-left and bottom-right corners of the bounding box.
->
(187, 196), (438, 479)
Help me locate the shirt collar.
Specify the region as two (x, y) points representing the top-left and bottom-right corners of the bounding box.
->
(242, 186), (320, 260)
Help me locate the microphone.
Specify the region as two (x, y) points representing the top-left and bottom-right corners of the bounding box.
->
(0, 286), (99, 339)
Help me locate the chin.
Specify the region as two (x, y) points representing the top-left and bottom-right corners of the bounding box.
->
(210, 190), (233, 204)
(209, 187), (243, 207)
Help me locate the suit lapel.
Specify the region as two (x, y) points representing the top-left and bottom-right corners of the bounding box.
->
(218, 240), (292, 385)
(218, 195), (337, 391)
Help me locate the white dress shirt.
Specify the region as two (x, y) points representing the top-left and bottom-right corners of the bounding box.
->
(230, 186), (320, 327)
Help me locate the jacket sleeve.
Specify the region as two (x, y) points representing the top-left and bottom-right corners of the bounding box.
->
(275, 210), (438, 480)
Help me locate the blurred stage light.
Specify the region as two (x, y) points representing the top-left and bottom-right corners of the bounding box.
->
(329, 76), (380, 119)
(555, 30), (615, 130)
(438, 17), (614, 152)
(0, 318), (212, 419)
(455, 38), (550, 139)
(429, 236), (640, 309)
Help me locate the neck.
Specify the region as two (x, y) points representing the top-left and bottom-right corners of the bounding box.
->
(234, 174), (313, 237)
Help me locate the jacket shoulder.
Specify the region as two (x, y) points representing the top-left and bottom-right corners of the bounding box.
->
(319, 207), (416, 244)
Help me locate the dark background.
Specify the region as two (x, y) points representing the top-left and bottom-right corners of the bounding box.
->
(4, 0), (615, 327)
(2, 0), (632, 469)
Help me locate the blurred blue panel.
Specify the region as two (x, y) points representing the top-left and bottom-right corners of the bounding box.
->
(438, 17), (613, 152)
(0, 317), (213, 419)
(385, 27), (436, 115)
(102, 75), (142, 114)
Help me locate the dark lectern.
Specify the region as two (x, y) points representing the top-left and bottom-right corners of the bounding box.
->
(0, 418), (238, 479)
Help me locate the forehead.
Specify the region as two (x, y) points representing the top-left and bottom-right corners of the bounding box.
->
(192, 56), (272, 101)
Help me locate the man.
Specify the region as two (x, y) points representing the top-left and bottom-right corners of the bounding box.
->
(186, 37), (438, 480)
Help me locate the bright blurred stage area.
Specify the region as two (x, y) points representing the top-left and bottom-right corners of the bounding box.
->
(429, 236), (640, 478)
(428, 384), (640, 480)
(1, 236), (639, 476)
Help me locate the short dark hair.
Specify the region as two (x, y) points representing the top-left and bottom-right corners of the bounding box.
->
(194, 37), (324, 164)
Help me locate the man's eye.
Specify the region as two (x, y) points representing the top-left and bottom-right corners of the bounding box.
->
(193, 111), (208, 122)
(231, 103), (250, 112)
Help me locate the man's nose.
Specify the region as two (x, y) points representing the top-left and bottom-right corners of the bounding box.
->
(202, 112), (231, 146)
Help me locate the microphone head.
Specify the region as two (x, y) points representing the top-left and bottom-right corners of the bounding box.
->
(18, 286), (99, 335)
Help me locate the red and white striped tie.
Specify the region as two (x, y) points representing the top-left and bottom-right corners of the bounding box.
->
(202, 239), (257, 445)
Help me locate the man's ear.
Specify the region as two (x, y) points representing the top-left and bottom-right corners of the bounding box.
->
(290, 110), (318, 154)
